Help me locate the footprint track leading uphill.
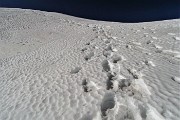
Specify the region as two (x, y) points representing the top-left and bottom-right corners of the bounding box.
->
(94, 24), (169, 120)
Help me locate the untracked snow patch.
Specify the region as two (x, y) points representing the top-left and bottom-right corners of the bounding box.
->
(132, 78), (151, 97)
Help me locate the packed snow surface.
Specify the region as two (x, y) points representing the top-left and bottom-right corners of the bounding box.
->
(0, 8), (180, 120)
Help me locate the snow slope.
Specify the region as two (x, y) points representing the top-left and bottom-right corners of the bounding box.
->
(0, 8), (180, 120)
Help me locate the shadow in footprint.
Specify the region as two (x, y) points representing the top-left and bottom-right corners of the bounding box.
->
(112, 55), (122, 63)
(84, 52), (94, 61)
(81, 47), (87, 52)
(101, 92), (115, 117)
(103, 50), (112, 58)
(80, 114), (92, 120)
(85, 42), (91, 45)
(138, 104), (147, 119)
(118, 79), (132, 90)
(102, 60), (110, 72)
(106, 73), (115, 90)
(127, 69), (139, 79)
(82, 79), (89, 92)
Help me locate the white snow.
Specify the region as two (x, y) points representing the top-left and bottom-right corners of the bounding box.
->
(173, 36), (180, 40)
(152, 36), (158, 40)
(0, 8), (180, 120)
(172, 76), (180, 84)
(168, 33), (176, 36)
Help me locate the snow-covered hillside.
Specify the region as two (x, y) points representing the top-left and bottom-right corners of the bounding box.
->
(0, 8), (179, 120)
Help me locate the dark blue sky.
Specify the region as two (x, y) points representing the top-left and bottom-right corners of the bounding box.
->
(0, 0), (179, 22)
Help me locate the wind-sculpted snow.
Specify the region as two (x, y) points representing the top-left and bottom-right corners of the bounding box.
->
(0, 8), (180, 120)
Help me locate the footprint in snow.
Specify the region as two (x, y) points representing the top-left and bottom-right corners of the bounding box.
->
(106, 73), (115, 90)
(153, 44), (163, 53)
(84, 52), (94, 61)
(82, 79), (90, 92)
(111, 54), (124, 63)
(146, 40), (153, 44)
(82, 79), (100, 92)
(103, 38), (111, 44)
(127, 68), (140, 79)
(70, 67), (82, 74)
(105, 44), (118, 52)
(81, 47), (87, 52)
(101, 92), (115, 117)
(102, 60), (111, 72)
(103, 50), (113, 58)
(144, 60), (155, 67)
(85, 42), (91, 45)
(126, 44), (131, 49)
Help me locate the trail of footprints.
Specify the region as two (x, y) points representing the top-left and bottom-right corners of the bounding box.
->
(75, 25), (161, 120)
(86, 24), (179, 120)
